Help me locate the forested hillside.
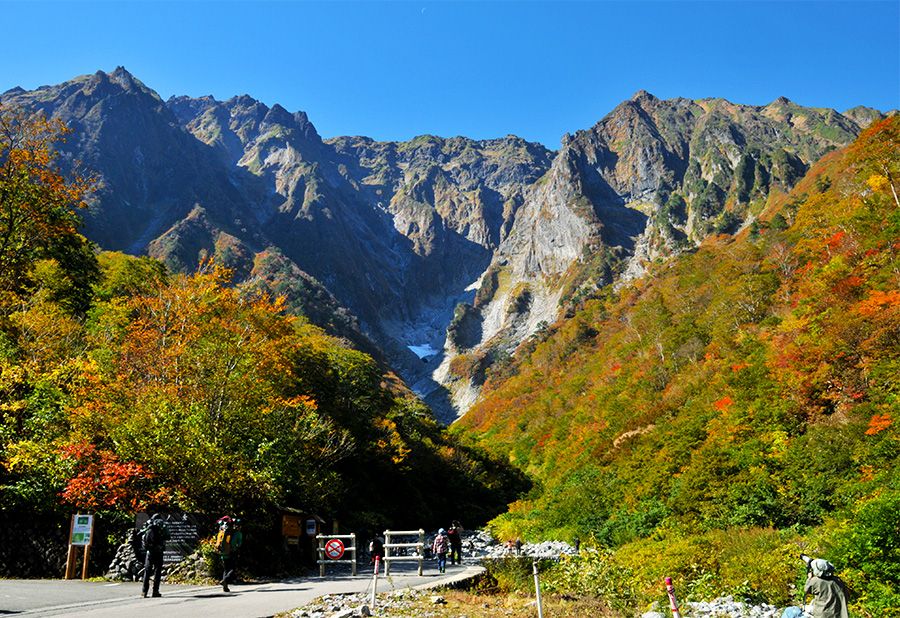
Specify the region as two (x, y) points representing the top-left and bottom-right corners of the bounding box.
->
(457, 118), (900, 614)
(0, 107), (525, 576)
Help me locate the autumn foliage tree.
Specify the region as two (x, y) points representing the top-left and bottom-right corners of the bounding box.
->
(0, 105), (97, 311)
(76, 263), (355, 514)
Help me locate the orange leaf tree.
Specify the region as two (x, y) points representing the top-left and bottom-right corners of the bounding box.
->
(76, 264), (354, 514)
(0, 104), (98, 313)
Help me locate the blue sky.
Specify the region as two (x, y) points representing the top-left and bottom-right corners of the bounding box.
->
(2, 1), (898, 148)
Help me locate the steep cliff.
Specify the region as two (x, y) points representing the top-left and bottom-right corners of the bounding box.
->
(437, 92), (881, 414)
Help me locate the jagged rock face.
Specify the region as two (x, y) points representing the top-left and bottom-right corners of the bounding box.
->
(2, 69), (884, 421)
(1, 68), (260, 257)
(439, 92), (878, 417)
(1, 69), (375, 353)
(328, 135), (553, 291)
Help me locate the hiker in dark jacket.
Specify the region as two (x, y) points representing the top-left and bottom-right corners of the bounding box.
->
(447, 521), (463, 565)
(140, 513), (169, 598)
(369, 535), (385, 565)
(804, 558), (849, 618)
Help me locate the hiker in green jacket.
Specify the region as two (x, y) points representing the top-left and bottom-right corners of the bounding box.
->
(216, 516), (243, 592)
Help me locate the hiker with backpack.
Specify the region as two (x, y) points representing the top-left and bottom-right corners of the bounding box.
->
(432, 528), (449, 573)
(216, 516), (243, 592)
(447, 521), (463, 565)
(368, 534), (385, 565)
(140, 513), (169, 598)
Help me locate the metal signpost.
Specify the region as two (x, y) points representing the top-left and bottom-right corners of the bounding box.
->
(316, 533), (357, 576)
(382, 529), (425, 576)
(533, 559), (544, 618)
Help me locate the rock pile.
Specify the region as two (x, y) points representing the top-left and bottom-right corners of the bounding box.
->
(641, 596), (785, 617)
(431, 529), (575, 560)
(290, 590), (438, 618)
(164, 549), (209, 582)
(105, 532), (208, 583)
(482, 539), (577, 559)
(105, 533), (142, 581)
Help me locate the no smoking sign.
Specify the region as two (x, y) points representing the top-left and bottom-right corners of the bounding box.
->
(324, 538), (345, 560)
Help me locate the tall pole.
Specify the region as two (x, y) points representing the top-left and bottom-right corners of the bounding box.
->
(665, 576), (682, 618)
(370, 557), (380, 609)
(532, 560), (544, 618)
(417, 529), (424, 576)
(384, 530), (391, 576)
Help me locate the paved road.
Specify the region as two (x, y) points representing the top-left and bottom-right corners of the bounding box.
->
(0, 563), (482, 617)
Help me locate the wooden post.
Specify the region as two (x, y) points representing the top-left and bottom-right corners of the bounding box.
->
(350, 533), (357, 576)
(384, 530), (391, 576)
(64, 546), (77, 579)
(81, 545), (91, 580)
(64, 515), (77, 579)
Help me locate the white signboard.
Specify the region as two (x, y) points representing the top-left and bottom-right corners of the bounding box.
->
(71, 514), (93, 546)
(305, 518), (317, 535)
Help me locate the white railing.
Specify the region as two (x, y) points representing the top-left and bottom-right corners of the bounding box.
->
(383, 529), (425, 576)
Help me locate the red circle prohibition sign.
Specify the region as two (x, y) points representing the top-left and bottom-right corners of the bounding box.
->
(325, 538), (345, 560)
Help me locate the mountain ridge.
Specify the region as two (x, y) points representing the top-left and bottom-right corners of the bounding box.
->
(1, 67), (889, 420)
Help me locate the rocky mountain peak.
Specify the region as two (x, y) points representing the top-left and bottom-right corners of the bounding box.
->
(630, 89), (658, 103)
(167, 94), (218, 125)
(262, 104), (320, 142)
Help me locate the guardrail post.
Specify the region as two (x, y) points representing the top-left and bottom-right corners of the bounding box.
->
(351, 532), (357, 576)
(418, 529), (424, 576)
(370, 556), (380, 608)
(384, 529), (391, 576)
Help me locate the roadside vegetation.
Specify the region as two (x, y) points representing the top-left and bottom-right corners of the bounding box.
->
(458, 118), (900, 615)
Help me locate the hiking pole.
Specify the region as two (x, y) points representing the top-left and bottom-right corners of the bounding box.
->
(532, 559), (544, 618)
(665, 577), (682, 618)
(370, 556), (379, 609)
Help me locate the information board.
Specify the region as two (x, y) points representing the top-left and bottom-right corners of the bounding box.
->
(163, 515), (200, 565)
(135, 512), (201, 565)
(70, 514), (93, 546)
(282, 514), (300, 537)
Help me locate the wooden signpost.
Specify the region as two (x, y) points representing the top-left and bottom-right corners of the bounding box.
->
(64, 513), (94, 580)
